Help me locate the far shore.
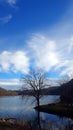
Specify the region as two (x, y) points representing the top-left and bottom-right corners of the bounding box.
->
(0, 87), (20, 96)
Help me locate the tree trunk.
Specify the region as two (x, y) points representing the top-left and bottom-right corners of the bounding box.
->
(37, 97), (41, 129)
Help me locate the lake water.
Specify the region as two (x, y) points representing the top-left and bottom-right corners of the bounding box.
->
(0, 95), (72, 129)
(0, 95), (59, 119)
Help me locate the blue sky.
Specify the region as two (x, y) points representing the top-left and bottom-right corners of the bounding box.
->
(0, 0), (73, 89)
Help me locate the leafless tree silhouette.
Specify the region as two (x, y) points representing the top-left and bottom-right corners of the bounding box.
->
(22, 70), (49, 128)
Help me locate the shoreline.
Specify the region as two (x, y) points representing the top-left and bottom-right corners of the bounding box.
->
(35, 103), (73, 119)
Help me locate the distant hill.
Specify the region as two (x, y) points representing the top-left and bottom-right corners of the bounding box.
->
(59, 79), (73, 104)
(21, 86), (60, 95)
(45, 79), (73, 96)
(60, 79), (73, 95)
(21, 79), (73, 98)
(50, 79), (73, 96)
(0, 87), (18, 96)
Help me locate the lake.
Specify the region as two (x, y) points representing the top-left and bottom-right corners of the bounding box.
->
(0, 95), (59, 119)
(0, 95), (72, 129)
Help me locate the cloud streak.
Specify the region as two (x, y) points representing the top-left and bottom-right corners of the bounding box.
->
(7, 0), (17, 7)
(0, 79), (21, 90)
(0, 79), (19, 86)
(0, 14), (12, 24)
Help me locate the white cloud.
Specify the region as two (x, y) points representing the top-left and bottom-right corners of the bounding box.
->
(0, 50), (29, 74)
(0, 14), (12, 24)
(28, 34), (59, 71)
(0, 79), (22, 90)
(27, 34), (73, 79)
(0, 79), (19, 86)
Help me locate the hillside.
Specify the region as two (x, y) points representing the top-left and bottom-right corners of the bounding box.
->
(0, 87), (18, 96)
(59, 79), (73, 103)
(60, 79), (73, 95)
(45, 79), (73, 96)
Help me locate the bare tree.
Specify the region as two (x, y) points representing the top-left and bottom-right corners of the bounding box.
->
(22, 70), (49, 128)
(22, 70), (49, 108)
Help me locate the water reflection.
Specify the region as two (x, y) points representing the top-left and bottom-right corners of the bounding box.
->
(0, 95), (59, 119)
(0, 95), (73, 129)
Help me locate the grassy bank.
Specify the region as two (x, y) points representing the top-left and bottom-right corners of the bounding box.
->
(35, 103), (73, 119)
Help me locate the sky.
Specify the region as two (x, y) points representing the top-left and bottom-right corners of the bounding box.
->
(0, 0), (73, 89)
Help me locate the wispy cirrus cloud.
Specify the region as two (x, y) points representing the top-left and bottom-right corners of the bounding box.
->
(28, 34), (59, 71)
(27, 34), (73, 79)
(7, 0), (17, 7)
(0, 14), (12, 24)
